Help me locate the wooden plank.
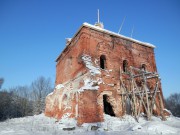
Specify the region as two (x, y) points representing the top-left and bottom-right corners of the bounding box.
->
(158, 93), (166, 121)
(150, 80), (159, 115)
(119, 65), (165, 121)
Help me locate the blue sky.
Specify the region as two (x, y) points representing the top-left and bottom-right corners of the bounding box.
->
(0, 0), (180, 97)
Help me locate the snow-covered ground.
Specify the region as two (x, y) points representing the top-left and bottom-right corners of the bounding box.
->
(0, 114), (180, 135)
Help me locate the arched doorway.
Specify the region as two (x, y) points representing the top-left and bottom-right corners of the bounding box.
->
(103, 95), (115, 116)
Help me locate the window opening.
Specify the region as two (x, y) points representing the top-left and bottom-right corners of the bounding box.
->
(123, 60), (128, 72)
(100, 55), (106, 69)
(142, 64), (146, 71)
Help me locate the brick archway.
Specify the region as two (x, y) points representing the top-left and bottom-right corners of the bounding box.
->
(103, 94), (115, 116)
(97, 91), (117, 116)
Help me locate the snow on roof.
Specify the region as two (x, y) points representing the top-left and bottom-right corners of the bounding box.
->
(83, 22), (155, 48)
(56, 22), (155, 61)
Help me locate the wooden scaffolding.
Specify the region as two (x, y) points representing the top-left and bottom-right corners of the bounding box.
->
(120, 66), (166, 121)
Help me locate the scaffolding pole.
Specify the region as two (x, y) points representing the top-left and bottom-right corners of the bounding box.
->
(119, 66), (165, 121)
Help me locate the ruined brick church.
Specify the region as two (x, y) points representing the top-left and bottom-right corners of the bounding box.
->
(45, 19), (168, 125)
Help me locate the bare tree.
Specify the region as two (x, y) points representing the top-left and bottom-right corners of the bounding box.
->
(0, 91), (12, 121)
(165, 93), (180, 117)
(10, 86), (33, 116)
(31, 76), (53, 114)
(0, 76), (53, 120)
(0, 78), (4, 89)
(0, 89), (32, 121)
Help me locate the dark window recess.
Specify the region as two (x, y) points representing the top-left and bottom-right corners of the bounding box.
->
(142, 64), (146, 71)
(100, 55), (106, 69)
(123, 60), (128, 72)
(103, 95), (115, 116)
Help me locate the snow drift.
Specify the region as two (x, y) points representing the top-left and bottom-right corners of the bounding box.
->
(0, 114), (180, 135)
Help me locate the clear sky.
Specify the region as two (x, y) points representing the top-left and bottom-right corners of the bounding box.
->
(0, 0), (180, 97)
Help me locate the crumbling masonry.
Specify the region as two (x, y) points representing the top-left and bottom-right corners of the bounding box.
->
(45, 22), (169, 125)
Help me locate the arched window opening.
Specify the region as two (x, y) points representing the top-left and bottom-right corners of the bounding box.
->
(142, 64), (146, 71)
(100, 55), (106, 69)
(123, 60), (128, 72)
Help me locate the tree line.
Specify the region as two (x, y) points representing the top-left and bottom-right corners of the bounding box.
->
(0, 77), (180, 121)
(0, 77), (53, 121)
(165, 93), (180, 117)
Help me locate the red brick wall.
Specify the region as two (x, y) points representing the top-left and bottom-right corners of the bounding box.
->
(52, 26), (165, 124)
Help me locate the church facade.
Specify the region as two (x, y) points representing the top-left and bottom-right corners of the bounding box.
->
(45, 22), (168, 125)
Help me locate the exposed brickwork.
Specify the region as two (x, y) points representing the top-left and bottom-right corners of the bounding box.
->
(45, 23), (167, 124)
